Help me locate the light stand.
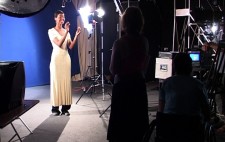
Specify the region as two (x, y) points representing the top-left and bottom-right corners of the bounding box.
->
(99, 19), (114, 117)
(79, 35), (93, 87)
(100, 21), (105, 100)
(76, 10), (107, 104)
(76, 22), (100, 104)
(99, 92), (112, 117)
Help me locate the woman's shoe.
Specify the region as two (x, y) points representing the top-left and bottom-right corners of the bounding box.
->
(61, 110), (70, 116)
(52, 110), (61, 116)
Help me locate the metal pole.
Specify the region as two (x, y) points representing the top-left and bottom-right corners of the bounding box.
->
(93, 23), (96, 93)
(101, 21), (105, 100)
(187, 0), (190, 49)
(172, 0), (176, 51)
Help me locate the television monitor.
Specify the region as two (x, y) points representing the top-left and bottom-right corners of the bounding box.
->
(188, 51), (201, 67)
(0, 61), (25, 114)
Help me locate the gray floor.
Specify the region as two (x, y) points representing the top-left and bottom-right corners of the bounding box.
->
(0, 80), (225, 142)
(0, 80), (157, 142)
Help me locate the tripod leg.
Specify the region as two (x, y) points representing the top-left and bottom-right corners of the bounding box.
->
(76, 83), (94, 104)
(99, 104), (111, 117)
(76, 91), (86, 104)
(99, 93), (112, 117)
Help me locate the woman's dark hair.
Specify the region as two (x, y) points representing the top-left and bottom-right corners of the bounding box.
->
(54, 10), (64, 18)
(173, 53), (193, 75)
(121, 6), (144, 34)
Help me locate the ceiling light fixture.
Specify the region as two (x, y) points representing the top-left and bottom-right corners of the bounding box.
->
(61, 0), (71, 8)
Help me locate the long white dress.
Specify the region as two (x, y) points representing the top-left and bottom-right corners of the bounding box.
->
(48, 28), (72, 106)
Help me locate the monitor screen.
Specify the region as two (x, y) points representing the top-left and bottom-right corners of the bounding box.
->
(188, 51), (201, 67)
(189, 53), (200, 62)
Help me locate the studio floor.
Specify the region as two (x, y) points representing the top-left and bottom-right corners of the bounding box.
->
(0, 79), (225, 142)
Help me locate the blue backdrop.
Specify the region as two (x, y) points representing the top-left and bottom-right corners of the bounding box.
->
(0, 0), (80, 87)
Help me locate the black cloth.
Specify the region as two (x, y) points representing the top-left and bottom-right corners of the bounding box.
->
(107, 76), (149, 142)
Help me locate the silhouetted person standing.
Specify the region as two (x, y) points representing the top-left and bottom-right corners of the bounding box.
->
(107, 6), (150, 142)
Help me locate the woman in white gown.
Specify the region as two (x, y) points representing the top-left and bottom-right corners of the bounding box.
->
(48, 10), (81, 116)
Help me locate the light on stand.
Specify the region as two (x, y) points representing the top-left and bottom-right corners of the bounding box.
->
(79, 7), (105, 33)
(211, 23), (218, 34)
(203, 22), (222, 42)
(76, 6), (106, 104)
(94, 8), (106, 100)
(79, 5), (93, 33)
(61, 0), (71, 8)
(61, 0), (65, 8)
(95, 8), (105, 18)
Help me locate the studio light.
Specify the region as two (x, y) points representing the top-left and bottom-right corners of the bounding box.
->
(61, 0), (65, 8)
(202, 21), (223, 42)
(78, 5), (93, 33)
(95, 8), (105, 18)
(61, 0), (71, 8)
(211, 23), (218, 34)
(79, 6), (105, 33)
